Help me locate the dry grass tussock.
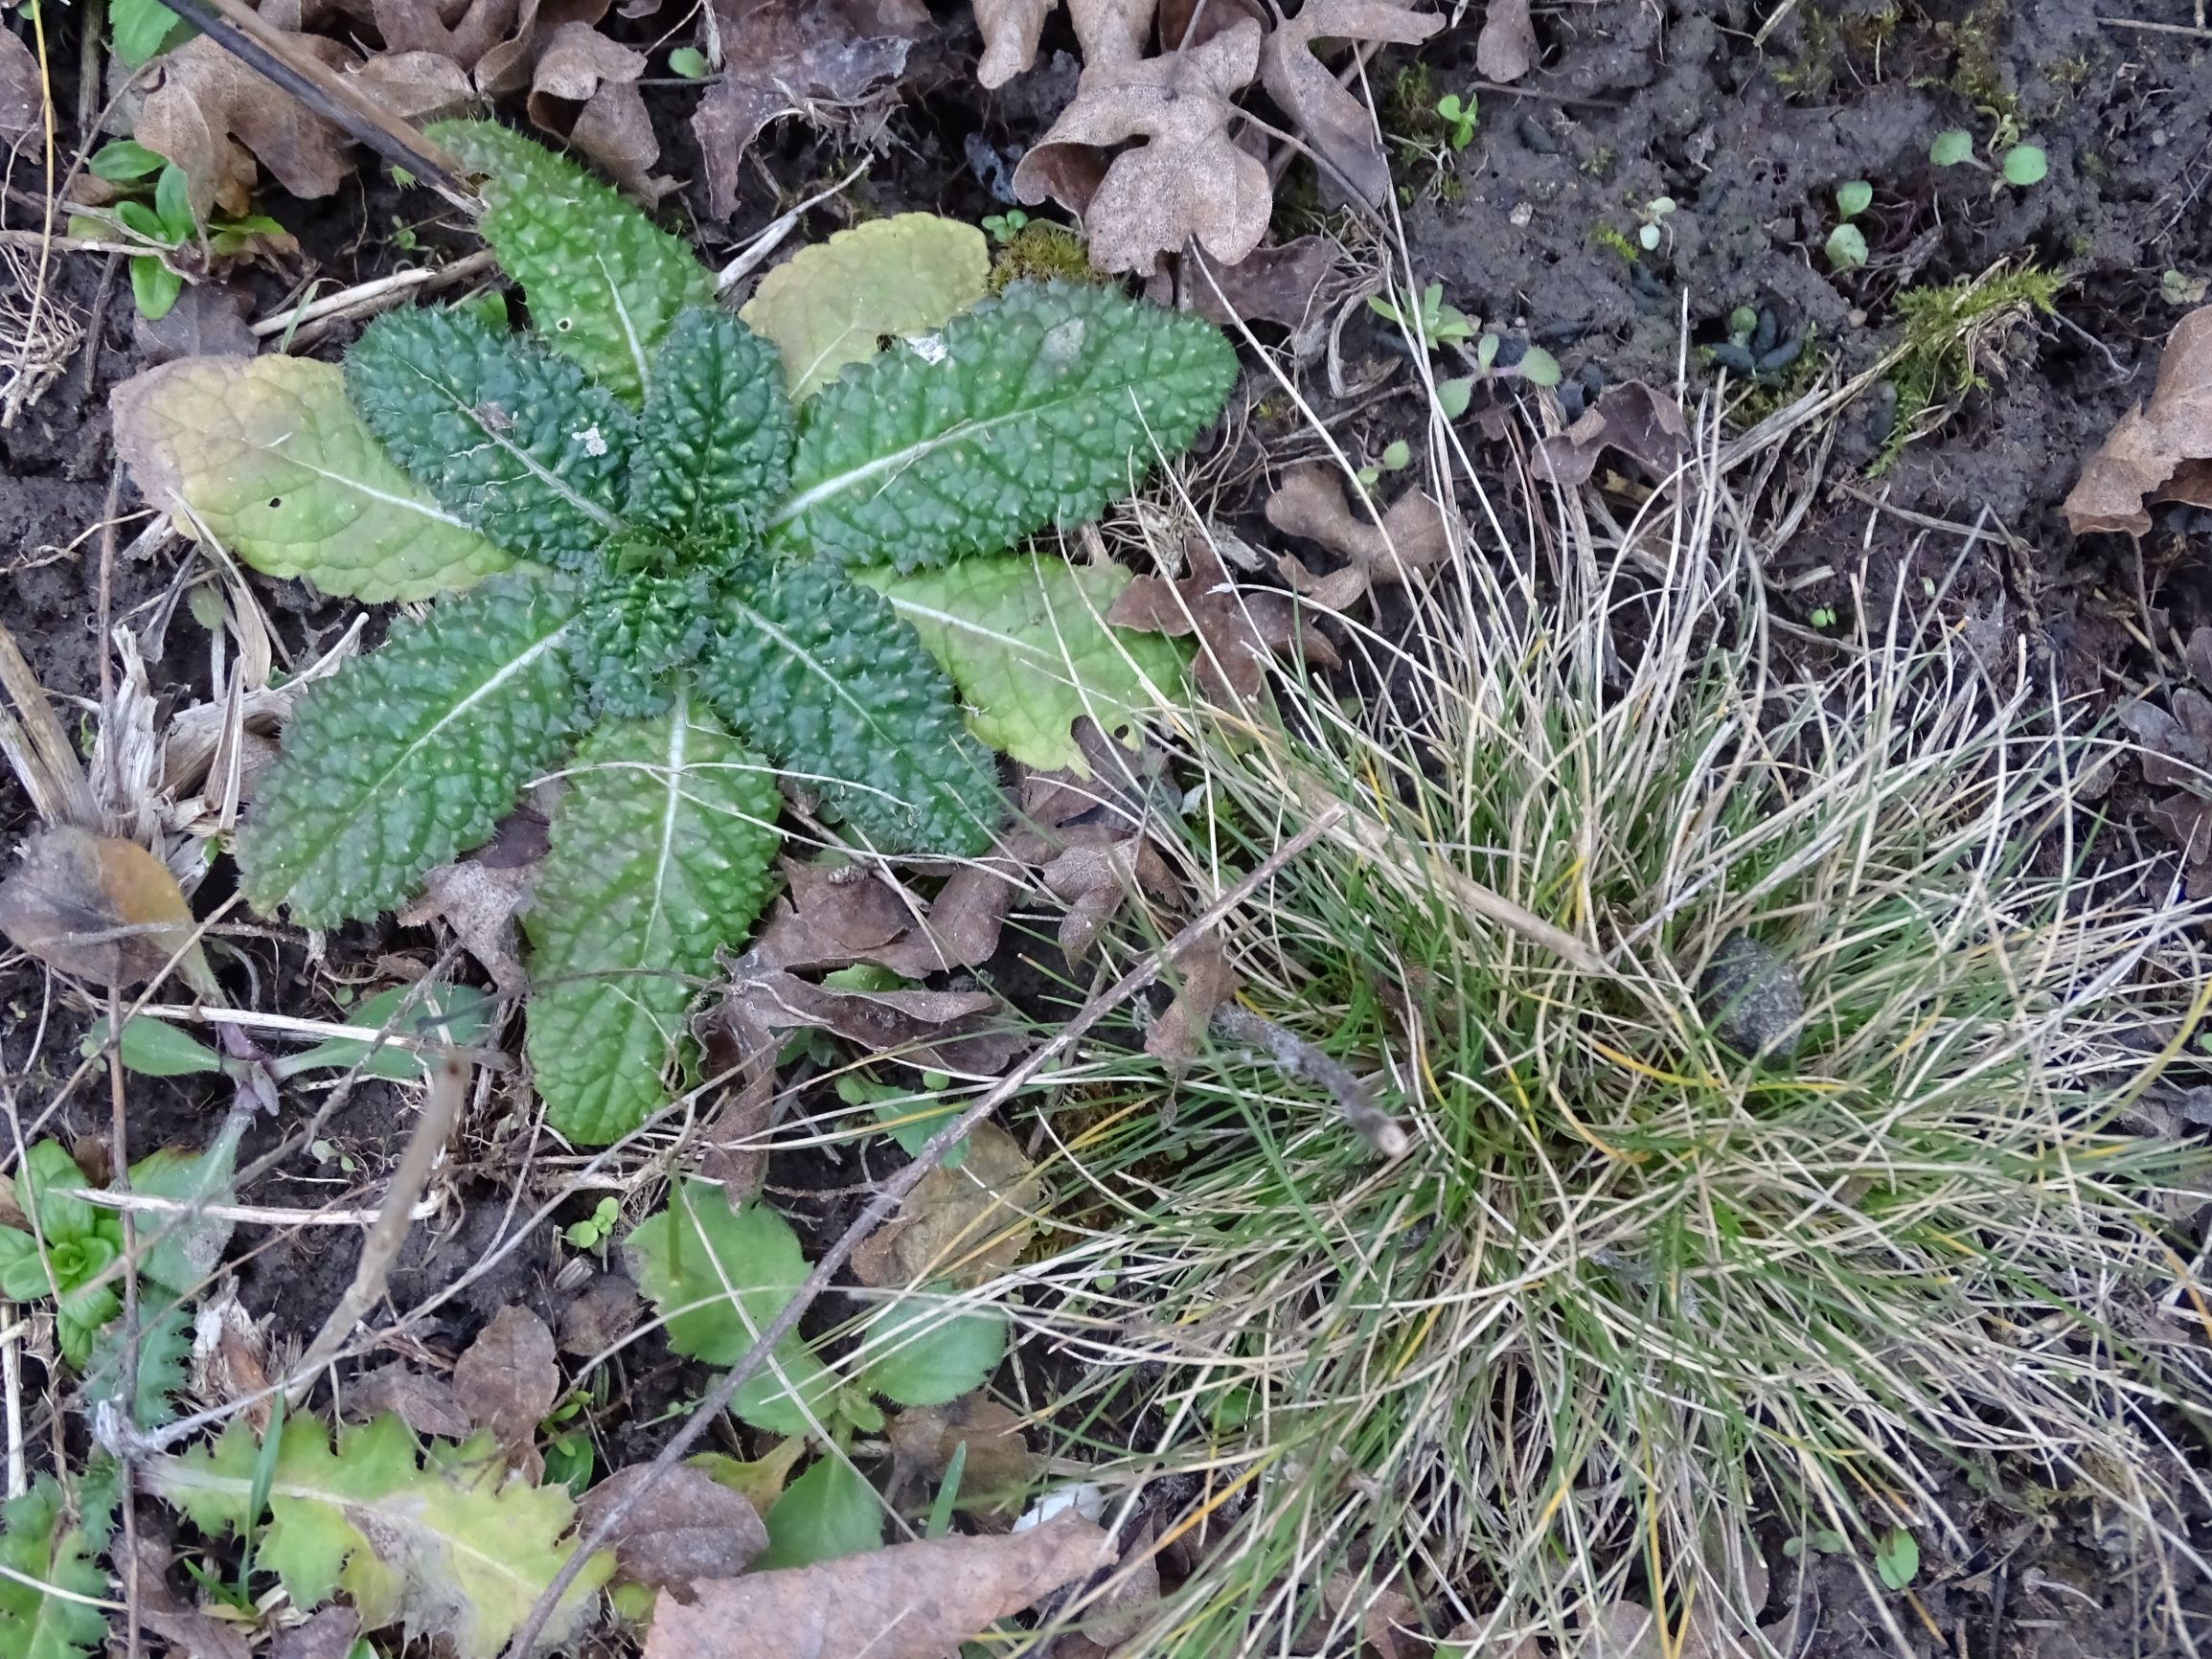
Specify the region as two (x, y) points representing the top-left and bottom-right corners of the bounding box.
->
(989, 349), (2212, 1655)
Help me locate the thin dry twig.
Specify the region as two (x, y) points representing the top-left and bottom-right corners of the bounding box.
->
(501, 802), (1352, 1657)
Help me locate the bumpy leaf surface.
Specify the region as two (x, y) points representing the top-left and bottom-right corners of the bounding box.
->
(625, 1183), (838, 1434)
(525, 695), (782, 1146)
(704, 562), (1001, 854)
(626, 308), (794, 544)
(346, 307), (633, 573)
(110, 355), (510, 601)
(860, 557), (1193, 771)
(431, 120), (715, 405)
(738, 214), (989, 398)
(147, 1415), (610, 1659)
(771, 281), (1237, 571)
(239, 576), (582, 926)
(0, 1477), (107, 1659)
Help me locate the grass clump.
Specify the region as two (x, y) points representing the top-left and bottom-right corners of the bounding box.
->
(1012, 440), (2212, 1652)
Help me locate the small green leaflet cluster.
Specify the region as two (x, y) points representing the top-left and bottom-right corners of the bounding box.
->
(145, 1414), (611, 1659)
(627, 1181), (1007, 1567)
(111, 121), (1234, 1147)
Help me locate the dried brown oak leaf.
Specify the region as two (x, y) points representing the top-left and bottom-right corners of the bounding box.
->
(2065, 306), (2212, 536)
(722, 958), (1031, 1075)
(693, 0), (929, 219)
(1266, 463), (1451, 609)
(136, 34), (358, 218)
(1260, 0), (1444, 210)
(1038, 831), (1178, 960)
(1107, 535), (1339, 701)
(0, 824), (217, 993)
(577, 1464), (767, 1588)
(451, 1304), (560, 1471)
(526, 21), (663, 200)
(978, 0), (1158, 84)
(347, 1364), (474, 1440)
(853, 1119), (1039, 1289)
(755, 857), (1019, 979)
(1013, 19), (1270, 274)
(887, 1395), (1034, 1515)
(1533, 379), (1690, 489)
(1187, 235), (1344, 330)
(644, 1510), (1106, 1659)
(373, 0), (519, 71)
(1475, 0), (1536, 82)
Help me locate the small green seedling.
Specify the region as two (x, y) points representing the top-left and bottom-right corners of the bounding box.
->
(2163, 268), (2211, 307)
(1930, 127), (2046, 188)
(980, 206), (1029, 244)
(1434, 91), (1477, 149)
(1810, 605), (1836, 628)
(1354, 437), (1413, 490)
(77, 146), (285, 321)
(562, 1195), (621, 1251)
(1370, 280), (1476, 350)
(667, 45), (710, 78)
(1875, 1526), (1920, 1589)
(1634, 195), (1676, 252)
(1781, 1529), (1848, 1558)
(1826, 179), (1872, 271)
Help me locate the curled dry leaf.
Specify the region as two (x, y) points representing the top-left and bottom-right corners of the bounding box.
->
(270, 1607), (362, 1659)
(976, 0), (1055, 87)
(557, 1272), (643, 1357)
(0, 28), (40, 145)
(853, 1119), (1038, 1289)
(1014, 20), (1270, 274)
(349, 50), (476, 125)
(644, 1510), (1106, 1659)
(450, 1304), (560, 1466)
(1475, 0), (1537, 81)
(887, 1395), (1034, 1514)
(129, 1536), (254, 1659)
(1145, 929), (1236, 1074)
(526, 21), (663, 199)
(1259, 0), (1444, 209)
(1106, 536), (1340, 701)
(694, 0), (930, 218)
(373, 0), (519, 69)
(576, 1464), (766, 1588)
(397, 810), (548, 992)
(0, 824), (217, 993)
(1187, 236), (1345, 330)
(723, 958), (1031, 1075)
(136, 34), (359, 217)
(348, 1364), (475, 1441)
(1266, 463), (1451, 609)
(1038, 831), (1178, 960)
(1532, 380), (1691, 489)
(753, 857), (1019, 979)
(2064, 307), (2212, 535)
(191, 1288), (274, 1432)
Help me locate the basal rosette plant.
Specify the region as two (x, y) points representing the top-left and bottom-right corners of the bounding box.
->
(113, 123), (1233, 1145)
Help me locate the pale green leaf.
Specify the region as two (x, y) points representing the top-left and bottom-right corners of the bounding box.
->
(110, 355), (511, 602)
(0, 1477), (108, 1659)
(755, 1457), (883, 1571)
(125, 1107), (247, 1293)
(145, 1415), (611, 1658)
(855, 1295), (1007, 1407)
(524, 695), (782, 1146)
(739, 214), (989, 398)
(856, 557), (1190, 771)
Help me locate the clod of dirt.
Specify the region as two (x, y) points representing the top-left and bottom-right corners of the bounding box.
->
(642, 1510), (1106, 1659)
(1532, 381), (1690, 489)
(1107, 535), (1340, 701)
(0, 824), (214, 992)
(1695, 929), (1805, 1066)
(1474, 0), (1536, 82)
(575, 1464), (766, 1588)
(450, 1303), (560, 1468)
(1258, 0), (1442, 209)
(136, 34), (358, 216)
(852, 1119), (1038, 1290)
(1014, 20), (1271, 273)
(347, 1363), (474, 1439)
(1266, 463), (1451, 609)
(692, 0), (929, 219)
(2064, 307), (2212, 536)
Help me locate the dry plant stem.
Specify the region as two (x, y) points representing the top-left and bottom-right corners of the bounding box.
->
(289, 1050), (469, 1398)
(71, 1190), (441, 1227)
(500, 803), (1353, 1658)
(1211, 1005), (1406, 1156)
(252, 249), (498, 340)
(0, 618), (100, 829)
(2095, 12), (2212, 37)
(1, 1294), (18, 1497)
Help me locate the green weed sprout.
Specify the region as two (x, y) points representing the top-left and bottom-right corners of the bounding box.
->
(1434, 91), (1477, 149)
(1369, 279), (1475, 349)
(75, 144), (285, 321)
(1828, 178), (1874, 270)
(1931, 126), (2046, 187)
(1635, 193), (1676, 251)
(980, 205), (1030, 244)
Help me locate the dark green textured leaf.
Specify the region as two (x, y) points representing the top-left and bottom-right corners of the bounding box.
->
(703, 562), (1001, 854)
(627, 308), (794, 542)
(526, 694), (782, 1145)
(562, 572), (713, 719)
(429, 120), (715, 405)
(239, 575), (583, 926)
(770, 281), (1237, 572)
(345, 306), (632, 573)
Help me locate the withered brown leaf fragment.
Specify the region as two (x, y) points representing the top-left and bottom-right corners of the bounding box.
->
(136, 34), (359, 217)
(1013, 19), (1270, 273)
(692, 0), (929, 218)
(450, 1304), (560, 1469)
(975, 0), (1055, 86)
(1266, 462), (1451, 609)
(643, 1511), (1106, 1659)
(852, 1119), (1038, 1289)
(1475, 0), (1537, 81)
(347, 1363), (475, 1440)
(527, 22), (664, 199)
(576, 1464), (767, 1588)
(2065, 306), (2212, 536)
(1259, 0), (1444, 209)
(721, 958), (1032, 1075)
(1106, 536), (1339, 701)
(1532, 380), (1691, 489)
(1186, 236), (1344, 329)
(886, 1395), (1034, 1515)
(0, 824), (214, 990)
(1145, 928), (1236, 1074)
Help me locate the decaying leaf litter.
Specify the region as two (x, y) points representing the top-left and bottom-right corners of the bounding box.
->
(5, 0), (2212, 1655)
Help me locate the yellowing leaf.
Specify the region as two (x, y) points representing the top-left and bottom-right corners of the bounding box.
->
(858, 557), (1191, 772)
(0, 825), (218, 997)
(111, 355), (512, 602)
(740, 215), (989, 398)
(145, 1415), (610, 1658)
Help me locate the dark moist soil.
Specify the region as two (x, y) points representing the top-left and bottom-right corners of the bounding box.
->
(5, 0), (2212, 1652)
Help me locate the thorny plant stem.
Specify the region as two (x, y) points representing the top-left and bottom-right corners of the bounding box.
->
(501, 803), (1353, 1657)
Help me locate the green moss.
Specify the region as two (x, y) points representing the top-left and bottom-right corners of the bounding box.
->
(1591, 223), (1639, 262)
(1943, 4), (2015, 118)
(1873, 264), (2062, 473)
(987, 221), (1104, 291)
(1387, 61), (1445, 146)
